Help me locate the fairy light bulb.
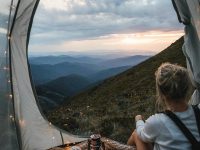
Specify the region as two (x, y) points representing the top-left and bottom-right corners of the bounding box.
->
(49, 122), (52, 126)
(9, 94), (12, 98)
(11, 5), (16, 9)
(52, 136), (55, 140)
(4, 51), (7, 54)
(8, 80), (11, 83)
(9, 115), (15, 121)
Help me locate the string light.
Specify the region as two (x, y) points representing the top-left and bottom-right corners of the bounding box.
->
(11, 5), (16, 9)
(1, 65), (9, 71)
(9, 94), (12, 98)
(9, 115), (15, 121)
(4, 51), (7, 54)
(8, 80), (11, 83)
(51, 136), (55, 146)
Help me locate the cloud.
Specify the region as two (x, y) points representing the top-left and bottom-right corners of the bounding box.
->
(0, 0), (183, 56)
(30, 0), (182, 45)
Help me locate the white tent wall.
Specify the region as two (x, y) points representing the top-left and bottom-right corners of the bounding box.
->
(173, 0), (200, 104)
(10, 0), (85, 149)
(0, 0), (20, 149)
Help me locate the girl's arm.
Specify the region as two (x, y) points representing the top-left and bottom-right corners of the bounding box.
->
(136, 114), (161, 143)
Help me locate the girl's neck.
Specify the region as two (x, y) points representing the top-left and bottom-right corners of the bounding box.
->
(166, 99), (188, 112)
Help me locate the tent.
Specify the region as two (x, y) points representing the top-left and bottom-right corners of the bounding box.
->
(172, 0), (200, 105)
(0, 0), (199, 149)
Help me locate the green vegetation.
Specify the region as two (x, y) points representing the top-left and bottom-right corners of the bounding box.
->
(47, 37), (186, 143)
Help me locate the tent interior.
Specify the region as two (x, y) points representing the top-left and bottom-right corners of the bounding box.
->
(0, 0), (200, 149)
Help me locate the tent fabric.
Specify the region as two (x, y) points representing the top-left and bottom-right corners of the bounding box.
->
(173, 0), (200, 104)
(10, 0), (85, 149)
(0, 0), (20, 149)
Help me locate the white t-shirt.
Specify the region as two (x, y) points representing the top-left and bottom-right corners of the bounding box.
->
(136, 105), (200, 150)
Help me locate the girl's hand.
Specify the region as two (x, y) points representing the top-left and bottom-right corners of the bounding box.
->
(135, 115), (143, 122)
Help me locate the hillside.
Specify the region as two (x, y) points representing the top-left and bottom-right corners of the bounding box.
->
(36, 74), (91, 111)
(47, 37), (186, 143)
(37, 74), (91, 97)
(89, 66), (132, 82)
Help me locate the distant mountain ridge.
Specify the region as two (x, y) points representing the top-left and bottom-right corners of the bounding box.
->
(30, 62), (101, 85)
(30, 55), (150, 86)
(48, 37), (186, 143)
(29, 55), (104, 65)
(101, 55), (150, 68)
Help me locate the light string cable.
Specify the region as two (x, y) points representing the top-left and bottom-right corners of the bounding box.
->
(6, 0), (15, 115)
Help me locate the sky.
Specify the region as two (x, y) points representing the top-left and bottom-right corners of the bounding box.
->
(28, 0), (184, 57)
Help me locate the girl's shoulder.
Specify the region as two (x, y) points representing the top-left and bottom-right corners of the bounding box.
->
(141, 114), (166, 136)
(146, 105), (195, 126)
(145, 113), (166, 127)
(147, 112), (167, 121)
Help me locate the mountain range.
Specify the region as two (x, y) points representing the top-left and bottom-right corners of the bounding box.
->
(30, 62), (101, 85)
(30, 55), (149, 85)
(29, 55), (104, 65)
(100, 55), (150, 68)
(30, 54), (150, 112)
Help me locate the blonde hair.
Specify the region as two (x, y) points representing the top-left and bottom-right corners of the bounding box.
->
(155, 63), (192, 112)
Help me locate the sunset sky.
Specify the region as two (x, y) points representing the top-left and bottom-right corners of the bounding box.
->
(29, 0), (184, 57)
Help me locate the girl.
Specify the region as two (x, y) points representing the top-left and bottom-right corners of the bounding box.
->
(127, 63), (200, 150)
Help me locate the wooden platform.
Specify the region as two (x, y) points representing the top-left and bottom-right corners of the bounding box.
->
(50, 137), (135, 150)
